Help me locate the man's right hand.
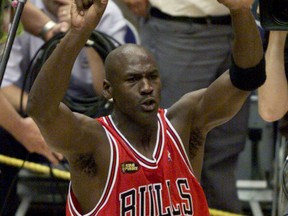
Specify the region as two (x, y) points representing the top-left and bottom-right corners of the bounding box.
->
(217, 0), (253, 11)
(70, 0), (108, 34)
(16, 117), (63, 164)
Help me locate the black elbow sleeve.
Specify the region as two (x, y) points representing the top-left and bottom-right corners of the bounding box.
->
(229, 56), (266, 91)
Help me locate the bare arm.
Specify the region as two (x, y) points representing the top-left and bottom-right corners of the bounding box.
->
(168, 0), (264, 179)
(0, 90), (61, 163)
(197, 3), (263, 130)
(22, 1), (69, 40)
(1, 85), (27, 110)
(171, 0), (263, 134)
(21, 1), (50, 37)
(27, 0), (109, 156)
(258, 31), (288, 122)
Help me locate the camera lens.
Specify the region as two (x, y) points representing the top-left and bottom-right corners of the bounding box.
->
(272, 0), (288, 24)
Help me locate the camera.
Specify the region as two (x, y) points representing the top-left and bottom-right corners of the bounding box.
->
(259, 0), (288, 30)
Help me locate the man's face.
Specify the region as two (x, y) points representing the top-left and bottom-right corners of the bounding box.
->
(109, 47), (162, 125)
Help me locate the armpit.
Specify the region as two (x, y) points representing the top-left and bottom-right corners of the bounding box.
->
(189, 128), (204, 159)
(73, 153), (98, 177)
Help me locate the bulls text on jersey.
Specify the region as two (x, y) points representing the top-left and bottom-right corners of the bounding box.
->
(119, 178), (194, 216)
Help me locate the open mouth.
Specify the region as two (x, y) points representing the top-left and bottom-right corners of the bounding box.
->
(141, 99), (156, 112)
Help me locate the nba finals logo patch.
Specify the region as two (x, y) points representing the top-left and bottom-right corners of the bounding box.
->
(121, 162), (140, 174)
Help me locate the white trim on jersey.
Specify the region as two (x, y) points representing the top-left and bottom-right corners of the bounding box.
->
(67, 126), (119, 216)
(107, 115), (164, 169)
(162, 109), (196, 177)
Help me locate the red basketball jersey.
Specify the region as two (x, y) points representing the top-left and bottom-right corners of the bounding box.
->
(66, 109), (209, 216)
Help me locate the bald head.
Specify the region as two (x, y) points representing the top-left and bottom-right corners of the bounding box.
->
(105, 44), (157, 83)
(102, 43), (161, 116)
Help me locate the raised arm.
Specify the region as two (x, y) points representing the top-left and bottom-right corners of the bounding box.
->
(27, 0), (108, 155)
(258, 31), (288, 122)
(172, 0), (264, 132)
(197, 0), (264, 129)
(168, 0), (265, 178)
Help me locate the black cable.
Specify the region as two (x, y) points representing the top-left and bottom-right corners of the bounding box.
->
(20, 32), (65, 115)
(48, 163), (67, 204)
(58, 158), (70, 171)
(20, 30), (119, 118)
(0, 155), (69, 215)
(0, 152), (30, 216)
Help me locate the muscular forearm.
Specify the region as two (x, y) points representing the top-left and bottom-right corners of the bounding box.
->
(230, 8), (263, 68)
(0, 91), (61, 164)
(27, 30), (88, 121)
(27, 1), (106, 122)
(258, 31), (288, 121)
(198, 4), (264, 131)
(22, 1), (51, 36)
(1, 85), (27, 112)
(22, 1), (68, 41)
(0, 91), (26, 138)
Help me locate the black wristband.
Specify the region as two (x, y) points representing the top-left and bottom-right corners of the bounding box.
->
(229, 57), (266, 91)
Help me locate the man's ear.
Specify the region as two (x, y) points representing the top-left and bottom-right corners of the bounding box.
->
(103, 79), (112, 100)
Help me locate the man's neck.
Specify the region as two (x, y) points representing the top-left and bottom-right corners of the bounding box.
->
(111, 113), (158, 159)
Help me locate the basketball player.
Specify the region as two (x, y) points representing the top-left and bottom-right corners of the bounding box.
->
(27, 0), (265, 215)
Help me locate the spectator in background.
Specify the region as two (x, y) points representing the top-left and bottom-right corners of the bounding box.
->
(120, 0), (250, 213)
(0, 0), (127, 215)
(258, 31), (288, 122)
(0, 0), (68, 42)
(21, 0), (69, 40)
(257, 30), (288, 216)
